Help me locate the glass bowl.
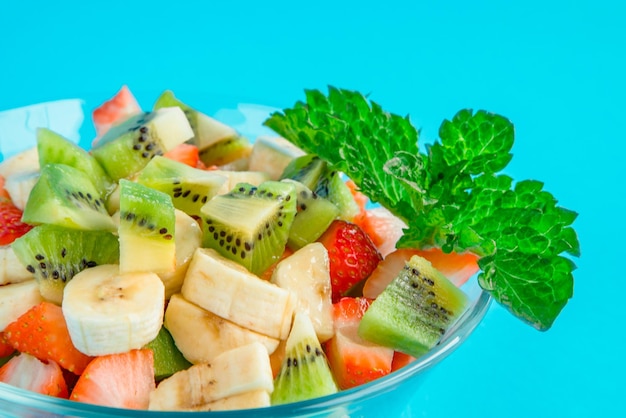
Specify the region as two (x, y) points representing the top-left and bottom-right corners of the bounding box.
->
(0, 99), (491, 418)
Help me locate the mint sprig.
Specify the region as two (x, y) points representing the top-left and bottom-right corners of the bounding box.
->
(264, 87), (579, 331)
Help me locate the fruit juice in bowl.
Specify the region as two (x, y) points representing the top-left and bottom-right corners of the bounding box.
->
(0, 86), (578, 417)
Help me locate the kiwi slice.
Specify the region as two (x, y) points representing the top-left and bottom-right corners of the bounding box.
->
(199, 135), (252, 168)
(36, 128), (114, 196)
(282, 179), (339, 250)
(200, 180), (297, 276)
(154, 90), (238, 151)
(144, 326), (192, 382)
(135, 156), (227, 218)
(21, 163), (115, 232)
(281, 154), (359, 221)
(118, 179), (176, 274)
(271, 313), (338, 405)
(92, 107), (193, 181)
(11, 224), (120, 304)
(358, 255), (470, 358)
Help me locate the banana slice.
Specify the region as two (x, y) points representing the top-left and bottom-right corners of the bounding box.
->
(0, 280), (44, 330)
(62, 264), (165, 356)
(149, 342), (273, 411)
(0, 245), (34, 286)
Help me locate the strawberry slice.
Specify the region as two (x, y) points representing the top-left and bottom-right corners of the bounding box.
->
(3, 301), (93, 374)
(391, 351), (416, 372)
(163, 143), (205, 169)
(324, 297), (394, 390)
(0, 199), (33, 246)
(92, 85), (141, 140)
(362, 247), (480, 299)
(0, 353), (68, 398)
(0, 332), (15, 358)
(70, 349), (155, 409)
(317, 220), (382, 302)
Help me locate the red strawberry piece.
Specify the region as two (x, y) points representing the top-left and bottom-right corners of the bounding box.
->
(0, 176), (11, 200)
(363, 247), (479, 299)
(317, 220), (382, 302)
(0, 200), (33, 246)
(391, 351), (416, 372)
(92, 85), (141, 141)
(0, 332), (15, 358)
(70, 349), (155, 409)
(324, 297), (394, 390)
(0, 353), (68, 398)
(163, 143), (205, 169)
(3, 301), (93, 374)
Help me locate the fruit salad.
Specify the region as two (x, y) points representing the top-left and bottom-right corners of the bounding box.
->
(0, 86), (578, 411)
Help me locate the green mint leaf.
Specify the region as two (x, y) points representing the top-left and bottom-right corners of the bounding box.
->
(264, 87), (579, 331)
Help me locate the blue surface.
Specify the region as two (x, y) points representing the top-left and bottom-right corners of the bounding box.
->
(1, 1), (624, 416)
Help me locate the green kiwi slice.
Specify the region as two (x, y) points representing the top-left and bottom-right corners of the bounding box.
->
(36, 128), (114, 196)
(199, 135), (252, 168)
(135, 156), (227, 219)
(11, 224), (119, 304)
(21, 163), (115, 232)
(281, 154), (359, 221)
(271, 313), (338, 405)
(92, 107), (193, 181)
(200, 180), (297, 275)
(118, 179), (176, 274)
(154, 90), (238, 151)
(358, 255), (470, 358)
(144, 326), (192, 382)
(282, 179), (339, 250)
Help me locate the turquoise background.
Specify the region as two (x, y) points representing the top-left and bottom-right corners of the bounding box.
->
(1, 1), (624, 416)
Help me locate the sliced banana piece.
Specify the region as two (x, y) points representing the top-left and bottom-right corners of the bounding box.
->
(0, 246), (34, 285)
(164, 294), (280, 364)
(0, 280), (43, 330)
(158, 210), (202, 299)
(62, 264), (165, 356)
(183, 389), (270, 412)
(3, 170), (40, 211)
(149, 342), (273, 411)
(181, 248), (295, 340)
(271, 242), (334, 343)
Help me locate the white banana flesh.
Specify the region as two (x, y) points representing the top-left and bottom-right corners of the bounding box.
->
(157, 210), (202, 299)
(0, 279), (44, 330)
(183, 389), (270, 412)
(3, 170), (40, 211)
(149, 342), (273, 411)
(271, 242), (334, 343)
(164, 294), (280, 364)
(181, 248), (295, 340)
(62, 264), (165, 356)
(0, 246), (33, 286)
(0, 147), (39, 179)
(248, 136), (305, 180)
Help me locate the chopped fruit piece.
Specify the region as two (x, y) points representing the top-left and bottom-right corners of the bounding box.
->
(317, 220), (382, 302)
(0, 332), (15, 358)
(163, 143), (204, 168)
(391, 351), (416, 372)
(92, 85), (141, 140)
(325, 297), (393, 389)
(70, 349), (155, 409)
(0, 200), (33, 245)
(3, 301), (93, 374)
(363, 248), (480, 299)
(0, 353), (68, 398)
(0, 176), (10, 199)
(259, 247), (294, 281)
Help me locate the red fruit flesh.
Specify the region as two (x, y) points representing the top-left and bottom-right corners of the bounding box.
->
(325, 297), (393, 390)
(92, 85), (141, 140)
(0, 200), (33, 245)
(164, 143), (205, 169)
(0, 353), (68, 398)
(317, 220), (382, 302)
(3, 301), (93, 374)
(70, 349), (155, 409)
(0, 332), (15, 358)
